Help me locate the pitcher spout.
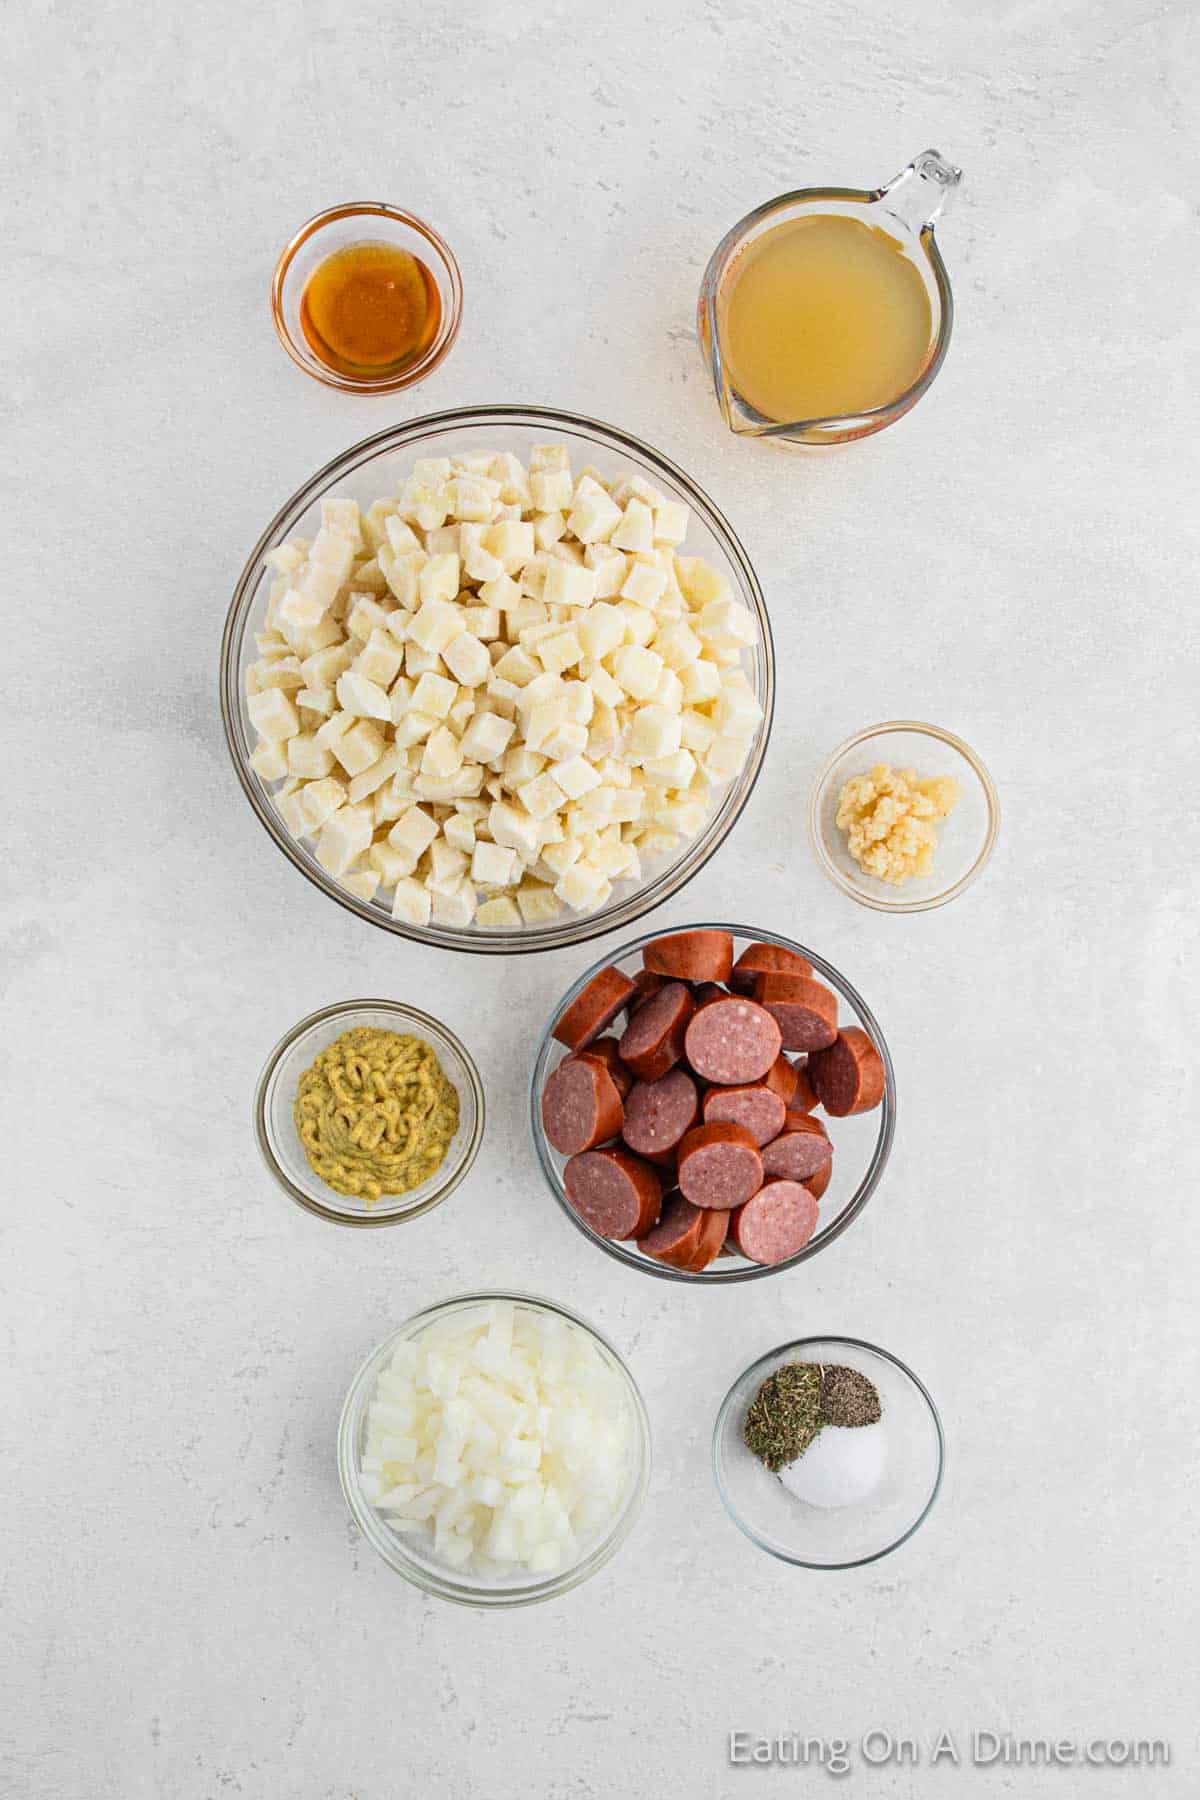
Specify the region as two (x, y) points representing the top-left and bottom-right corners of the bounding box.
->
(877, 149), (962, 235)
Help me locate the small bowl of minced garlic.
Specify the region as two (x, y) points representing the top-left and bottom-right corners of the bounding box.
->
(808, 721), (998, 914)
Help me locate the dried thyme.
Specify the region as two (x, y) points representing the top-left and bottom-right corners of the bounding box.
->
(743, 1363), (823, 1471)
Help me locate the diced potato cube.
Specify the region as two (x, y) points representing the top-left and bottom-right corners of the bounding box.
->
(530, 468), (573, 511)
(448, 476), (499, 521)
(584, 545), (628, 598)
(539, 718), (589, 762)
(476, 894), (523, 929)
(460, 711), (516, 762)
(309, 526), (356, 584)
(578, 603), (626, 662)
(427, 838), (468, 894)
(540, 837), (582, 878)
(619, 602), (656, 648)
(629, 704), (682, 764)
(472, 840), (517, 888)
(391, 877), (432, 927)
(287, 733), (335, 779)
(524, 699), (568, 755)
(404, 642), (442, 677)
(675, 555), (731, 609)
(409, 595), (464, 655)
(297, 560), (342, 611)
(611, 497), (654, 553)
(384, 552), (424, 607)
(336, 672), (392, 721)
(621, 560), (668, 606)
(388, 805), (440, 858)
(489, 801), (542, 863)
(393, 710), (439, 749)
(295, 686), (334, 719)
(536, 629), (584, 676)
(303, 643), (355, 689)
(530, 443), (569, 474)
(493, 645), (541, 688)
(712, 683), (764, 737)
(248, 688), (300, 741)
(405, 672), (456, 721)
(517, 773), (565, 820)
(554, 861), (612, 913)
(462, 604), (500, 640)
(478, 572), (523, 613)
(652, 500), (689, 545)
(432, 881), (478, 928)
(353, 629), (404, 688)
(250, 739), (289, 782)
(315, 803), (373, 876)
(412, 456), (451, 486)
(275, 788), (308, 835)
(680, 708), (717, 754)
(610, 644), (663, 700)
(550, 755), (602, 800)
(699, 594), (757, 645)
(444, 812), (476, 855)
(315, 710), (353, 751)
(490, 452), (532, 505)
(533, 510), (566, 550)
(543, 562), (597, 610)
(441, 633), (490, 688)
(347, 595), (393, 640)
(654, 622), (702, 670)
(502, 744), (547, 789)
(275, 586), (327, 634)
(679, 657), (722, 704)
(567, 487), (622, 544)
(587, 665), (624, 709)
(422, 725), (464, 779)
(484, 519), (535, 572)
(644, 748), (697, 789)
(340, 868), (380, 903)
(297, 775), (348, 832)
(384, 514), (423, 556)
(563, 682), (594, 727)
(369, 837), (417, 886)
(331, 719), (387, 777)
(516, 884), (560, 924)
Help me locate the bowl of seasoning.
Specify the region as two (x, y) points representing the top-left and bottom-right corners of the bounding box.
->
(712, 1336), (943, 1568)
(270, 203), (463, 394)
(338, 1292), (652, 1606)
(254, 999), (485, 1225)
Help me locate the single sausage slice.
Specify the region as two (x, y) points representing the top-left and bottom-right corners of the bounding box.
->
(807, 1026), (886, 1115)
(803, 1160), (832, 1201)
(622, 1068), (700, 1161)
(753, 973), (838, 1052)
(553, 964), (636, 1050)
(729, 941), (814, 995)
(677, 1120), (763, 1209)
(563, 1148), (662, 1239)
(730, 1181), (820, 1265)
(617, 981), (695, 1082)
(702, 1083), (786, 1147)
(541, 1056), (625, 1155)
(626, 968), (667, 1015)
(760, 1111), (833, 1183)
(791, 1061), (820, 1113)
(642, 929), (734, 983)
(763, 1054), (800, 1108)
(683, 996), (781, 1085)
(582, 1036), (634, 1099)
(638, 1191), (729, 1272)
(691, 981), (729, 1007)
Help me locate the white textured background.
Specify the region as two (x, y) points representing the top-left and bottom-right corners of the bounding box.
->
(4, 1), (1199, 1796)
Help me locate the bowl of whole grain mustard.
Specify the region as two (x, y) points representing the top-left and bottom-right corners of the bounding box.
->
(253, 999), (485, 1225)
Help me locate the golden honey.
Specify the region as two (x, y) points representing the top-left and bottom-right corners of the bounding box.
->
(299, 241), (441, 378)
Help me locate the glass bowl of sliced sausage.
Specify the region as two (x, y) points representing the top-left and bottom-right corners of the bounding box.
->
(529, 924), (895, 1283)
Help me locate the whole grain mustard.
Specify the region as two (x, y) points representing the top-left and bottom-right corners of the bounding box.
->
(294, 1026), (459, 1204)
(835, 763), (958, 886)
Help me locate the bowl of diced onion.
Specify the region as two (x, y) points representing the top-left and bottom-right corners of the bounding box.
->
(220, 405), (773, 954)
(337, 1293), (652, 1605)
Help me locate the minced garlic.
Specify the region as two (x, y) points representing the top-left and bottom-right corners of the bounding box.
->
(835, 763), (958, 886)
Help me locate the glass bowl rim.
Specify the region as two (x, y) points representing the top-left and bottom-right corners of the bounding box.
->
(712, 1332), (945, 1569)
(698, 183), (954, 439)
(336, 1289), (653, 1605)
(219, 404), (775, 956)
(529, 921), (896, 1283)
(253, 997), (486, 1227)
(807, 719), (1000, 914)
(269, 200), (464, 394)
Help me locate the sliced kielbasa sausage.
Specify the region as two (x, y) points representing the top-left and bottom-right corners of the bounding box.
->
(753, 973), (838, 1051)
(683, 995), (781, 1085)
(803, 1160), (832, 1201)
(626, 968), (667, 1015)
(807, 1026), (885, 1115)
(622, 1068), (700, 1162)
(730, 1181), (819, 1265)
(701, 1082), (786, 1147)
(617, 981), (695, 1082)
(638, 1192), (729, 1272)
(729, 941), (814, 995)
(563, 1147), (662, 1239)
(642, 929), (734, 983)
(677, 1120), (762, 1210)
(760, 1111), (832, 1183)
(553, 964), (636, 1050)
(581, 1036), (634, 1099)
(541, 1055), (625, 1156)
(763, 1054), (800, 1108)
(791, 1061), (820, 1113)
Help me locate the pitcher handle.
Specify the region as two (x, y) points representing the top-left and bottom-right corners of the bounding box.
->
(876, 149), (962, 234)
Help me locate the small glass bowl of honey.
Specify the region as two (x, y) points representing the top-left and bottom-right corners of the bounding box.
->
(271, 202), (463, 394)
(698, 150), (961, 446)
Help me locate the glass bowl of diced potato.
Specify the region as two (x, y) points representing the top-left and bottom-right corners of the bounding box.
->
(220, 406), (774, 953)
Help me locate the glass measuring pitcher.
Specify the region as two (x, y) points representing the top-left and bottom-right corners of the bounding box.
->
(698, 150), (961, 446)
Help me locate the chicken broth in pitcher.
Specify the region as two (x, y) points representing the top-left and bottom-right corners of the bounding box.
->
(717, 213), (934, 425)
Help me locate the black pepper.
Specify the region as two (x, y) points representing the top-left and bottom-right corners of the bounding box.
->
(820, 1364), (881, 1428)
